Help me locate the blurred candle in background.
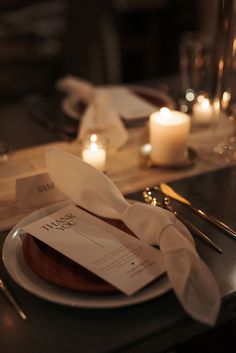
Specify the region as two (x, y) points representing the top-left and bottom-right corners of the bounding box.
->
(221, 90), (231, 110)
(82, 134), (106, 171)
(192, 95), (214, 125)
(149, 107), (190, 166)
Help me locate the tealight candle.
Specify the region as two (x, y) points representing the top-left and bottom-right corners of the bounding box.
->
(192, 96), (214, 125)
(149, 107), (190, 166)
(82, 134), (106, 171)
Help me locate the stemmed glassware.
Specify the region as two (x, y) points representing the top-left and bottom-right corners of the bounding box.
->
(179, 1), (236, 163)
(0, 139), (10, 162)
(213, 110), (236, 161)
(211, 0), (236, 162)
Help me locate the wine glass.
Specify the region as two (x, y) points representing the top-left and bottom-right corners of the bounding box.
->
(213, 105), (236, 162)
(0, 140), (10, 162)
(210, 0), (236, 162)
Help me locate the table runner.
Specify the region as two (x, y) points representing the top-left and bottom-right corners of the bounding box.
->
(0, 122), (234, 231)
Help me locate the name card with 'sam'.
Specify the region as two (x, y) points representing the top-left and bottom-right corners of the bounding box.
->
(16, 172), (66, 209)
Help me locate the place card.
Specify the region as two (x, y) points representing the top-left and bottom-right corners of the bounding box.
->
(16, 172), (66, 209)
(107, 87), (157, 120)
(23, 205), (165, 295)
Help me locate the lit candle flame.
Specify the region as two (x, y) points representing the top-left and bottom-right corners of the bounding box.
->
(160, 107), (171, 118)
(90, 134), (99, 151)
(197, 95), (210, 109)
(202, 99), (210, 109)
(197, 95), (205, 103)
(222, 91), (231, 109)
(90, 134), (97, 143)
(159, 107), (173, 124)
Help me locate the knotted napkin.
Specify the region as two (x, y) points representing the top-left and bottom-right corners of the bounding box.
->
(46, 147), (220, 325)
(56, 75), (129, 151)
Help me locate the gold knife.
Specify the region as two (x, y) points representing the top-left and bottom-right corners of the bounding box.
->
(160, 183), (236, 240)
(0, 278), (27, 320)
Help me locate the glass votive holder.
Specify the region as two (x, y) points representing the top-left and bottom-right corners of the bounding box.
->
(192, 94), (214, 126)
(81, 133), (107, 172)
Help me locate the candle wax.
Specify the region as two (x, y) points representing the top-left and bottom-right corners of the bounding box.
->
(149, 108), (190, 166)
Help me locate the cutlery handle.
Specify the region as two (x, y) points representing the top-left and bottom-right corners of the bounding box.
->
(187, 204), (236, 240)
(0, 278), (27, 320)
(174, 212), (222, 254)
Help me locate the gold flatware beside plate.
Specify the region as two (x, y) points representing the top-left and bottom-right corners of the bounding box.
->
(143, 187), (222, 254)
(0, 277), (27, 320)
(160, 183), (236, 241)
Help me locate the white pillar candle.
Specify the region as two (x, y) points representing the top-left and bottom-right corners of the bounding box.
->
(192, 96), (213, 124)
(82, 134), (106, 171)
(149, 107), (190, 166)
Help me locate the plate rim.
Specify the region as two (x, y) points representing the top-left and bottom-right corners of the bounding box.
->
(2, 201), (171, 309)
(126, 84), (175, 109)
(64, 84), (175, 121)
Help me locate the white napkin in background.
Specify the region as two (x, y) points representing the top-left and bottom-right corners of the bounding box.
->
(56, 76), (129, 151)
(56, 76), (94, 105)
(46, 147), (221, 325)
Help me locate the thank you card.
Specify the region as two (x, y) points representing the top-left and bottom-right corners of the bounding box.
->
(24, 205), (165, 295)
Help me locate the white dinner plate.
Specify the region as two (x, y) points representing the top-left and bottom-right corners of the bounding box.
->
(2, 201), (171, 309)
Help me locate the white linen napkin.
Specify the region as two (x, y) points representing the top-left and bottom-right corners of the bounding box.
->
(56, 76), (129, 151)
(46, 147), (221, 325)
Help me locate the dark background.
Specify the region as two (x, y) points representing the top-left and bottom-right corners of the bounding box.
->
(0, 0), (218, 102)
